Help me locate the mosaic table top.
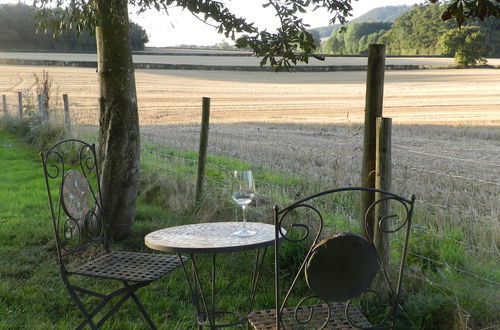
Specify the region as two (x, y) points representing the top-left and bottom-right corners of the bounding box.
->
(145, 222), (280, 254)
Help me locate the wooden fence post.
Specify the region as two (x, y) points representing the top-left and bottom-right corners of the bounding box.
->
(18, 92), (23, 119)
(361, 44), (386, 239)
(63, 94), (71, 135)
(195, 97), (211, 204)
(38, 94), (47, 121)
(375, 117), (392, 274)
(2, 95), (7, 117)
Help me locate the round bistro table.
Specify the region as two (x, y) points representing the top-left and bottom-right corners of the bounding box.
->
(144, 222), (279, 329)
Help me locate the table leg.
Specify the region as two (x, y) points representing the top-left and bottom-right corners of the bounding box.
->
(179, 253), (216, 329)
(211, 253), (216, 319)
(179, 254), (199, 315)
(192, 254), (218, 329)
(248, 247), (268, 315)
(180, 250), (267, 329)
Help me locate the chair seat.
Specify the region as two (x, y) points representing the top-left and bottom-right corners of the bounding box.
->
(248, 302), (371, 329)
(72, 251), (186, 282)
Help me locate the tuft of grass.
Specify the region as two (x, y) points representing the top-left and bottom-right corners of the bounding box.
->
(0, 130), (277, 329)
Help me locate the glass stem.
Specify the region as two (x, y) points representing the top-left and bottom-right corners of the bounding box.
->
(242, 205), (247, 230)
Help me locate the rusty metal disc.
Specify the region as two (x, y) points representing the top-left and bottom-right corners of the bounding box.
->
(61, 170), (93, 220)
(305, 232), (378, 302)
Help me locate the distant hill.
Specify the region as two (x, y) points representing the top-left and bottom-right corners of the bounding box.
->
(353, 5), (411, 23)
(311, 5), (411, 38)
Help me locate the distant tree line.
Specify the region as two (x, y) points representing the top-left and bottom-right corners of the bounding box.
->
(310, 5), (411, 40)
(0, 4), (148, 51)
(323, 21), (392, 55)
(323, 3), (500, 66)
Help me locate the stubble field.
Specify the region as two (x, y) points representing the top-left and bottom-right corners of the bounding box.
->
(1, 64), (500, 125)
(1, 64), (499, 241)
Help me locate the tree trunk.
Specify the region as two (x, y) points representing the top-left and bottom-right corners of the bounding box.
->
(94, 0), (139, 240)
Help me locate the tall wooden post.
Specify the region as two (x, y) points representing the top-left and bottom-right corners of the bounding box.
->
(38, 94), (47, 121)
(63, 94), (71, 135)
(2, 95), (7, 117)
(375, 117), (392, 274)
(361, 44), (386, 239)
(195, 97), (211, 204)
(18, 92), (23, 119)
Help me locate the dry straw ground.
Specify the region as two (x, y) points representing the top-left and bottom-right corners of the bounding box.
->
(2, 64), (500, 126)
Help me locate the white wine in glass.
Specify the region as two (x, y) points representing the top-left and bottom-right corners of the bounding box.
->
(232, 170), (256, 237)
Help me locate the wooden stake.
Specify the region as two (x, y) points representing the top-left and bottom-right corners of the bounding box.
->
(375, 117), (392, 273)
(63, 94), (71, 135)
(361, 44), (386, 239)
(2, 95), (7, 117)
(38, 94), (47, 121)
(18, 92), (23, 119)
(195, 97), (211, 204)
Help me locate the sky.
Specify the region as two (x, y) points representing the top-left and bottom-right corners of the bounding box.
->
(1, 0), (422, 47)
(130, 0), (422, 47)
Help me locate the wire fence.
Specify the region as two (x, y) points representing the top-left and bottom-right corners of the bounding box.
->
(1, 90), (499, 326)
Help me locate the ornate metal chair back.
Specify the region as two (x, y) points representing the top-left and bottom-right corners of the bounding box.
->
(40, 139), (109, 271)
(273, 187), (415, 329)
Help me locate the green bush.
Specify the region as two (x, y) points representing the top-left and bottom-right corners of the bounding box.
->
(25, 114), (65, 149)
(404, 292), (456, 329)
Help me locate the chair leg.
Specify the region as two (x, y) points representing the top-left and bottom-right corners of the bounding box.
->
(94, 289), (136, 328)
(93, 281), (152, 328)
(123, 281), (157, 330)
(74, 285), (128, 329)
(130, 292), (157, 329)
(75, 290), (116, 330)
(66, 285), (98, 330)
(70, 281), (150, 329)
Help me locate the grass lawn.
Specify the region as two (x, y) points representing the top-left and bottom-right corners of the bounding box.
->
(1, 127), (499, 329)
(0, 130), (274, 329)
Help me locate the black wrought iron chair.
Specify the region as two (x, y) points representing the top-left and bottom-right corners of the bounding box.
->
(248, 187), (415, 329)
(40, 139), (186, 329)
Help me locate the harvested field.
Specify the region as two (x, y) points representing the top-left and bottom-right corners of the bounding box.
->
(1, 65), (499, 126)
(1, 64), (499, 228)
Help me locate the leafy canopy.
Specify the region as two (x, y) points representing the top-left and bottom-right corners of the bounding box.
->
(34, 0), (355, 71)
(0, 3), (148, 51)
(432, 0), (500, 26)
(439, 26), (491, 66)
(323, 21), (391, 55)
(323, 2), (500, 62)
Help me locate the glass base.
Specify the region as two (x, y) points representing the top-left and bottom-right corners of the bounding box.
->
(233, 228), (257, 237)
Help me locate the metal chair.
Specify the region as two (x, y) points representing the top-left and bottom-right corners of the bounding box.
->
(40, 139), (186, 329)
(248, 187), (415, 329)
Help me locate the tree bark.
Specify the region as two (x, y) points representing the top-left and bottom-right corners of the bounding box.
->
(94, 0), (139, 240)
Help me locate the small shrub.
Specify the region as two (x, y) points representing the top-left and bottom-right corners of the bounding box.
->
(33, 70), (54, 111)
(407, 229), (443, 273)
(2, 71), (65, 149)
(404, 293), (456, 329)
(24, 113), (65, 149)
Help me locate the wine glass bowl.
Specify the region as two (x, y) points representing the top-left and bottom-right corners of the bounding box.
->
(232, 170), (257, 237)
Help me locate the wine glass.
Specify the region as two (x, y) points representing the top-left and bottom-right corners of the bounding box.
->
(231, 170), (257, 237)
